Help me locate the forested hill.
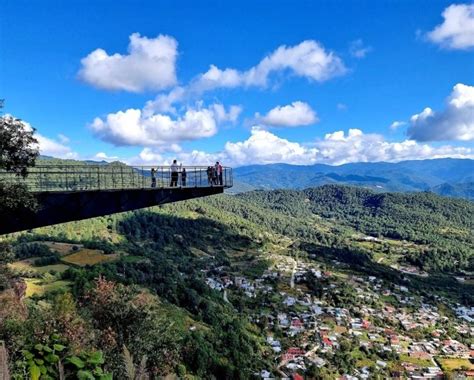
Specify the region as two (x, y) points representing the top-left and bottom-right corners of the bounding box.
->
(232, 158), (474, 199)
(232, 185), (474, 272)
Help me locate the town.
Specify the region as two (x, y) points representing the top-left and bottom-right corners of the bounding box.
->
(205, 251), (474, 379)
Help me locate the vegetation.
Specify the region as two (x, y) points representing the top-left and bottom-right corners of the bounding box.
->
(1, 182), (473, 378)
(0, 115), (39, 224)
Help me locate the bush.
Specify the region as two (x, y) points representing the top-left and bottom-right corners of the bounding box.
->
(14, 242), (53, 260)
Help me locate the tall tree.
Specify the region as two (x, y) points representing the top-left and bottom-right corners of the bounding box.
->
(0, 115), (39, 177)
(0, 115), (40, 289)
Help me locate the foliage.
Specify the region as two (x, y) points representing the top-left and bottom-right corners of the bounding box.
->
(0, 241), (15, 291)
(14, 243), (54, 260)
(0, 115), (39, 177)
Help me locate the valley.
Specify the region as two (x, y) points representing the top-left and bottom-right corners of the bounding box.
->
(1, 185), (473, 378)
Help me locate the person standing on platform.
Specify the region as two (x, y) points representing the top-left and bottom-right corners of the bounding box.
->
(151, 168), (157, 188)
(215, 161), (223, 185)
(181, 167), (187, 187)
(170, 159), (179, 187)
(207, 166), (213, 185)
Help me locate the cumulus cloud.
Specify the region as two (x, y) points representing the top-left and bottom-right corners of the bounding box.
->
(144, 87), (186, 115)
(390, 121), (407, 130)
(255, 101), (318, 127)
(90, 103), (240, 149)
(349, 39), (373, 58)
(9, 116), (78, 159)
(92, 152), (120, 162)
(426, 3), (474, 50)
(407, 83), (474, 141)
(79, 33), (178, 92)
(138, 127), (472, 167)
(223, 127), (319, 165)
(191, 40), (346, 92)
(35, 134), (78, 159)
(210, 104), (242, 124)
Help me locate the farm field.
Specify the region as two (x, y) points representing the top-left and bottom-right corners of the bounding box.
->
(437, 357), (474, 371)
(61, 248), (118, 266)
(39, 241), (83, 256)
(399, 354), (434, 367)
(9, 260), (69, 274)
(24, 278), (71, 297)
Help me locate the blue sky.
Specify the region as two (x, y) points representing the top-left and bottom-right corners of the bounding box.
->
(1, 0), (473, 166)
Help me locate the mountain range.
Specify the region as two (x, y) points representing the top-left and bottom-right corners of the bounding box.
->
(230, 158), (474, 200)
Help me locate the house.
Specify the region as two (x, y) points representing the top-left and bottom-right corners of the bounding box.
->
(283, 297), (296, 306)
(281, 348), (305, 361)
(322, 337), (333, 348)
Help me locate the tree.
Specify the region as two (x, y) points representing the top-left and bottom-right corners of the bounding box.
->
(0, 242), (14, 290)
(0, 115), (39, 215)
(0, 115), (39, 177)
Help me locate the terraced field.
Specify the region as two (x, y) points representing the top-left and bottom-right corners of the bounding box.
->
(9, 242), (121, 298)
(61, 249), (118, 267)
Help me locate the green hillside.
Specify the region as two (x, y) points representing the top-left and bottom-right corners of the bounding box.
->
(1, 185), (473, 378)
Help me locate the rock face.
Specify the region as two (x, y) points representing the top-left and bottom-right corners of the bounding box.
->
(0, 341), (10, 380)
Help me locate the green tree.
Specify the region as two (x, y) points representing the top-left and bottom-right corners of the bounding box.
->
(0, 115), (40, 224)
(0, 115), (39, 177)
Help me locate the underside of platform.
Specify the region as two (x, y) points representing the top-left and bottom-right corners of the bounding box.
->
(1, 187), (224, 235)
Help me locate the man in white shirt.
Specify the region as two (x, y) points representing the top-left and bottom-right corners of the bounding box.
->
(170, 159), (180, 187)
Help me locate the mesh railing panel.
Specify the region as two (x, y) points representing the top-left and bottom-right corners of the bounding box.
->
(0, 165), (233, 192)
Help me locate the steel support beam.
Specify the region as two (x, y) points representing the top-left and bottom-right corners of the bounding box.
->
(0, 187), (224, 235)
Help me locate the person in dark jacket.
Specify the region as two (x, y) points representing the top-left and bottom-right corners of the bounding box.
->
(181, 167), (187, 187)
(151, 168), (157, 188)
(207, 166), (213, 185)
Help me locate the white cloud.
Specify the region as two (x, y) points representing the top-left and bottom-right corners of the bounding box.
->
(210, 104), (242, 124)
(92, 152), (120, 162)
(90, 103), (240, 149)
(223, 127), (319, 165)
(35, 134), (78, 159)
(57, 133), (70, 144)
(390, 121), (407, 130)
(162, 127), (473, 167)
(407, 83), (474, 141)
(349, 39), (372, 58)
(255, 101), (318, 127)
(191, 40), (346, 92)
(8, 115), (78, 159)
(79, 33), (178, 92)
(426, 3), (474, 50)
(144, 86), (186, 115)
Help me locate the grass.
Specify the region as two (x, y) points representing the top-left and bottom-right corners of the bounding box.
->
(437, 357), (474, 371)
(9, 260), (70, 274)
(61, 249), (118, 267)
(399, 354), (433, 367)
(39, 241), (82, 256)
(25, 278), (71, 297)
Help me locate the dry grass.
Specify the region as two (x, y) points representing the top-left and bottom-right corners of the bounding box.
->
(24, 279), (70, 297)
(39, 241), (83, 256)
(9, 260), (69, 274)
(61, 249), (118, 267)
(437, 357), (474, 371)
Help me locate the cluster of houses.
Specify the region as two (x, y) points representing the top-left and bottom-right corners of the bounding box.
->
(204, 259), (474, 379)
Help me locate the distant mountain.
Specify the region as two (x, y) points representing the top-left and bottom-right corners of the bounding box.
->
(431, 182), (474, 200)
(233, 158), (474, 199)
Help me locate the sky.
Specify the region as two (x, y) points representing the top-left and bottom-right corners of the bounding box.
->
(1, 0), (473, 167)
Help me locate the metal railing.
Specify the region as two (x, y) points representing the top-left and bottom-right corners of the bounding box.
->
(0, 164), (233, 192)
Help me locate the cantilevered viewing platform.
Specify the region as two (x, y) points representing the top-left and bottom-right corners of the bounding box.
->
(0, 164), (233, 235)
